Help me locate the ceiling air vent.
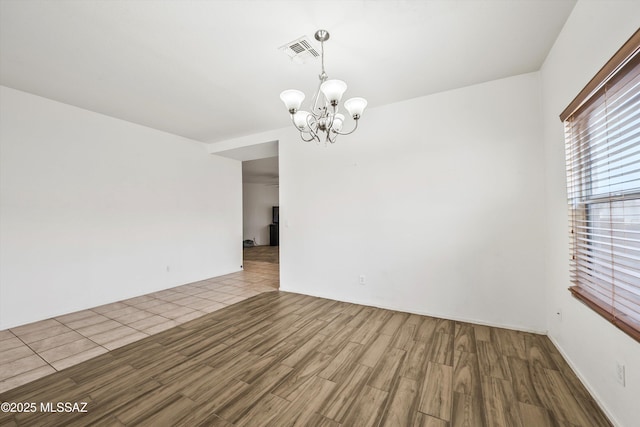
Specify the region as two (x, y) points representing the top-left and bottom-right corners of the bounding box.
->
(279, 36), (319, 64)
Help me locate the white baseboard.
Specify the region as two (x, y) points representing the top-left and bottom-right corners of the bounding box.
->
(546, 335), (619, 427)
(278, 286), (547, 335)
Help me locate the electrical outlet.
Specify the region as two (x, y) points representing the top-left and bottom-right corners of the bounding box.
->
(359, 275), (366, 285)
(166, 265), (170, 273)
(556, 309), (562, 321)
(616, 362), (626, 386)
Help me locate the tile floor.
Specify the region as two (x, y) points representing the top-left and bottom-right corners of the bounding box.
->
(0, 266), (279, 393)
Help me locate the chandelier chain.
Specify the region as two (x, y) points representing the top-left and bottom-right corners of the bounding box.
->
(320, 39), (325, 78)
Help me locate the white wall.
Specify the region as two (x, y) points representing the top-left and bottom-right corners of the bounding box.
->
(242, 182), (278, 246)
(0, 86), (242, 330)
(279, 72), (548, 332)
(540, 2), (640, 426)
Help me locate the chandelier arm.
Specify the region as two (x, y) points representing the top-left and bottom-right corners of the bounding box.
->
(288, 114), (303, 132)
(333, 119), (359, 136)
(327, 130), (338, 144)
(289, 114), (318, 143)
(299, 131), (316, 143)
(305, 115), (321, 143)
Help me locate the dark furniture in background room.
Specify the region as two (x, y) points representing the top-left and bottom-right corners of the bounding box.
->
(269, 223), (279, 246)
(270, 206), (279, 246)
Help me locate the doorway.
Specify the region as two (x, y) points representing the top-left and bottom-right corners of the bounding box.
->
(241, 156), (279, 289)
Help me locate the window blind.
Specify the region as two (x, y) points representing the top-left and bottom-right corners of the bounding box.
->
(562, 30), (640, 342)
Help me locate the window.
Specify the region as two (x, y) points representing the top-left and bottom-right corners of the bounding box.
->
(561, 29), (640, 342)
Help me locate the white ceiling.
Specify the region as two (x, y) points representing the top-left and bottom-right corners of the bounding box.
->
(215, 141), (279, 162)
(0, 0), (576, 145)
(242, 157), (279, 185)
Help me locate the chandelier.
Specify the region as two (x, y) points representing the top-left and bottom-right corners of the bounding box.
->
(279, 29), (367, 144)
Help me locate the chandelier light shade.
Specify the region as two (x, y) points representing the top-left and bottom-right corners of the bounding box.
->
(280, 29), (367, 144)
(279, 90), (305, 113)
(293, 110), (311, 130)
(332, 113), (345, 132)
(320, 79), (347, 105)
(344, 97), (368, 119)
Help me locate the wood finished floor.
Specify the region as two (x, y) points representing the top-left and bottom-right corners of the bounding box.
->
(0, 291), (611, 427)
(243, 245), (279, 265)
(243, 245), (279, 291)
